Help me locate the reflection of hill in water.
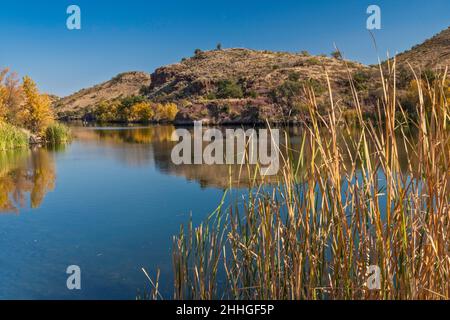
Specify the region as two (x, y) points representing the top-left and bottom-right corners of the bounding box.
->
(73, 125), (279, 188)
(72, 125), (419, 190)
(0, 125), (419, 212)
(0, 148), (56, 213)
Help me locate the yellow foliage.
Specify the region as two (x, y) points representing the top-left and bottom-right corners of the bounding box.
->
(165, 103), (179, 121)
(155, 102), (179, 122)
(95, 100), (120, 122)
(129, 102), (154, 122)
(445, 79), (450, 99)
(19, 76), (54, 135)
(0, 70), (9, 122)
(0, 69), (23, 125)
(0, 87), (6, 122)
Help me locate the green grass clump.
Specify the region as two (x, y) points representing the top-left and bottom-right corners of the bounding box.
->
(45, 122), (71, 145)
(0, 123), (29, 151)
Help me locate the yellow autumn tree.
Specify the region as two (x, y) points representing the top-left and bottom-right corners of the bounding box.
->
(129, 101), (154, 122)
(19, 76), (53, 135)
(0, 69), (23, 124)
(155, 102), (179, 122)
(0, 69), (9, 122)
(165, 102), (179, 121)
(445, 78), (450, 99)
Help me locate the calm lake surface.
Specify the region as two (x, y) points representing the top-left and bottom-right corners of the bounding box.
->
(0, 124), (413, 299)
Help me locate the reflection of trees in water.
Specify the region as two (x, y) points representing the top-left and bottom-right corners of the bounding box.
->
(0, 148), (56, 213)
(74, 125), (420, 190)
(72, 126), (176, 167)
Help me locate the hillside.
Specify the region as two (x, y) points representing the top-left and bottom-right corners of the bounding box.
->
(53, 71), (151, 119)
(53, 26), (450, 124)
(395, 26), (450, 71)
(142, 48), (368, 123)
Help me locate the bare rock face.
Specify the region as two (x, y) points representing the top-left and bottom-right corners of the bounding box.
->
(53, 71), (151, 119)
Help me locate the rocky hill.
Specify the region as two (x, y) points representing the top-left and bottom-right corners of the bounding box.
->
(53, 26), (450, 124)
(141, 49), (367, 123)
(53, 71), (151, 119)
(395, 26), (450, 71)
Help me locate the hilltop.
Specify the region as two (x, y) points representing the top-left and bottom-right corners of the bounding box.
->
(53, 72), (151, 119)
(142, 48), (368, 123)
(53, 26), (450, 124)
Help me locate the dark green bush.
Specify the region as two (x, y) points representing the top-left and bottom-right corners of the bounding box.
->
(216, 80), (244, 99)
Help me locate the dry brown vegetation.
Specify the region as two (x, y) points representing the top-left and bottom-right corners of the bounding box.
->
(144, 59), (450, 300)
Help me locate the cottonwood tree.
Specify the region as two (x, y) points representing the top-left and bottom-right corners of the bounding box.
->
(0, 69), (22, 123)
(19, 76), (53, 134)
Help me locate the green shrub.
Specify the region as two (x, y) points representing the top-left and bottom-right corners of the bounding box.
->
(45, 122), (71, 145)
(300, 50), (310, 56)
(206, 92), (217, 100)
(353, 71), (371, 91)
(288, 72), (301, 82)
(246, 90), (258, 98)
(306, 58), (321, 65)
(422, 69), (436, 84)
(331, 50), (342, 59)
(0, 122), (29, 150)
(302, 78), (325, 95)
(216, 80), (244, 99)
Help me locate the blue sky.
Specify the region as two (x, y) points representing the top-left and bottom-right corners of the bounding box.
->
(0, 0), (448, 96)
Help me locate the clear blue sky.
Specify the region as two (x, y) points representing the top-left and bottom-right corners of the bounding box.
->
(0, 0), (448, 96)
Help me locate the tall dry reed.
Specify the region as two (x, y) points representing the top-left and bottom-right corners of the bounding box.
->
(166, 60), (449, 300)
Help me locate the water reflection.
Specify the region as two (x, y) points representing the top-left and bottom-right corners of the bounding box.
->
(0, 148), (56, 213)
(72, 125), (418, 188)
(0, 125), (418, 213)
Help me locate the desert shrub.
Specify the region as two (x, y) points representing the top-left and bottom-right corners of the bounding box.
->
(293, 102), (309, 114)
(206, 92), (217, 100)
(342, 109), (359, 122)
(246, 90), (258, 99)
(353, 71), (371, 91)
(331, 50), (342, 59)
(129, 102), (154, 123)
(272, 80), (302, 102)
(300, 50), (310, 56)
(288, 72), (301, 82)
(302, 78), (325, 95)
(221, 104), (230, 114)
(216, 80), (244, 99)
(306, 58), (321, 65)
(397, 67), (413, 89)
(94, 100), (120, 122)
(421, 69), (436, 84)
(200, 108), (209, 117)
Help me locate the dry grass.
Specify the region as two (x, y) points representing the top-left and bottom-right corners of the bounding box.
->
(155, 59), (450, 300)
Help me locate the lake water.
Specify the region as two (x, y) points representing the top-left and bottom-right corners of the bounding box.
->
(1, 125), (230, 299)
(0, 124), (413, 299)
